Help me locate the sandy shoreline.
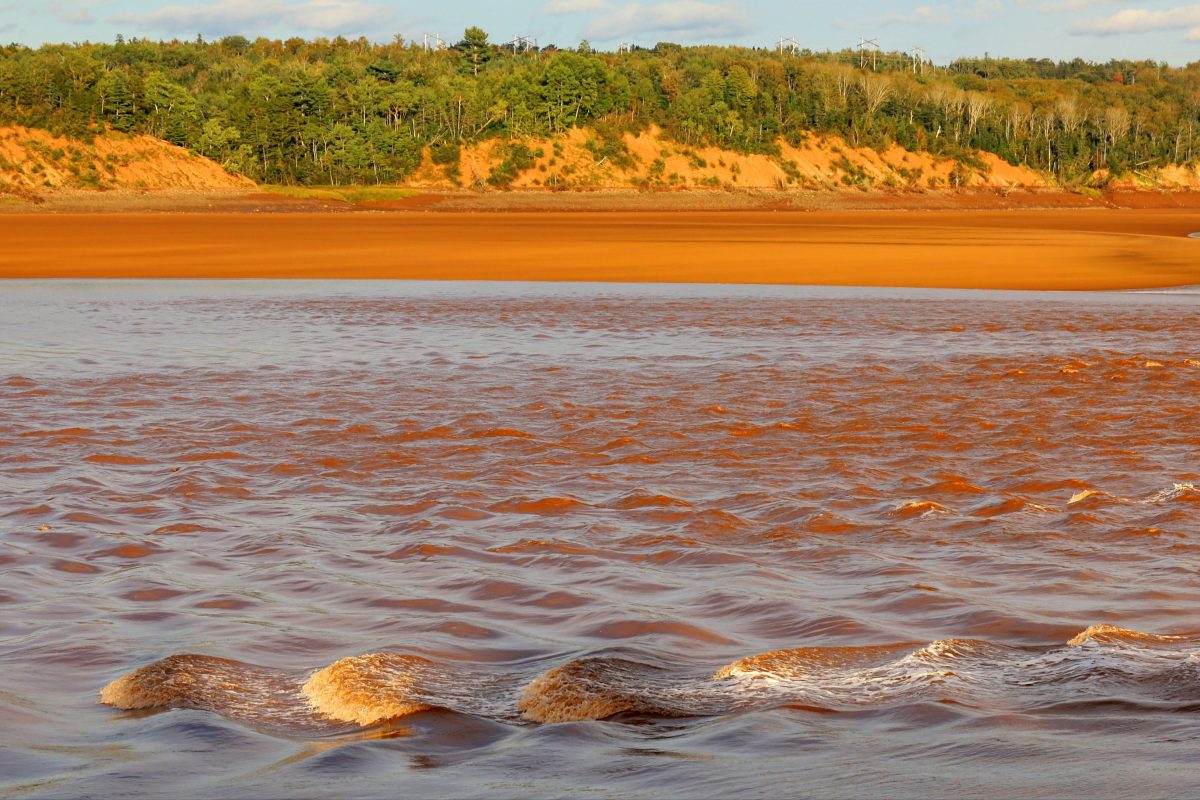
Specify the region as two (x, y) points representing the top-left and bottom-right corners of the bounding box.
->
(7, 186), (1200, 214)
(1, 202), (1197, 291)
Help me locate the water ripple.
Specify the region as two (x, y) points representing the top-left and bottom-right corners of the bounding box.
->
(2, 281), (1199, 798)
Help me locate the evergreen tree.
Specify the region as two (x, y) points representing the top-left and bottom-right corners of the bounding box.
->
(458, 27), (492, 78)
(0, 33), (1195, 186)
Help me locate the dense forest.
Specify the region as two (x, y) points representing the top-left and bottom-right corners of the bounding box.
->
(1, 29), (1197, 186)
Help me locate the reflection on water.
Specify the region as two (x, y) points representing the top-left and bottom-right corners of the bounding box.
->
(3, 280), (1200, 799)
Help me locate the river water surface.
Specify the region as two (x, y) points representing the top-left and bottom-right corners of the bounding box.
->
(2, 280), (1199, 798)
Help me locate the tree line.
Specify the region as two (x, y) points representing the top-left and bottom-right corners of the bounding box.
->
(1, 29), (1196, 186)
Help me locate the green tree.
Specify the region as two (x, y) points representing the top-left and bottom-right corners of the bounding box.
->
(458, 27), (492, 77)
(144, 71), (199, 144)
(1, 32), (1196, 187)
(196, 118), (241, 166)
(97, 71), (135, 131)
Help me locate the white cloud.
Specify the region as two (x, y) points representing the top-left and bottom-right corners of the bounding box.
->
(1074, 4), (1200, 40)
(914, 6), (953, 22)
(1039, 0), (1118, 10)
(971, 0), (1004, 16)
(45, 0), (96, 25)
(875, 4), (952, 25)
(544, 0), (612, 14)
(583, 1), (752, 41)
(112, 0), (395, 36)
(873, 0), (1003, 27)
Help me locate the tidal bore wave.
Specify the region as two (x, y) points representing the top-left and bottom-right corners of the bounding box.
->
(10, 283), (1200, 795)
(100, 625), (1200, 736)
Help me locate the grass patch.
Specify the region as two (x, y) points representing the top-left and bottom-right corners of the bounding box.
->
(259, 185), (419, 203)
(1072, 186), (1105, 200)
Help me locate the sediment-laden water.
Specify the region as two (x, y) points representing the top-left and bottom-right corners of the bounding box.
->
(2, 280), (1199, 798)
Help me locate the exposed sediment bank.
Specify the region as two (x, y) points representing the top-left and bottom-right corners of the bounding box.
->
(2, 208), (1198, 290)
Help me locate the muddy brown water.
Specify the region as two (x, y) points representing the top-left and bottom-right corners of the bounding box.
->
(2, 281), (1199, 798)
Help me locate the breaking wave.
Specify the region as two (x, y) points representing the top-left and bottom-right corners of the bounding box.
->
(1069, 483), (1199, 508)
(100, 626), (1200, 736)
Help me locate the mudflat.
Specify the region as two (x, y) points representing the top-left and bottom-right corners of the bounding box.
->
(2, 208), (1198, 289)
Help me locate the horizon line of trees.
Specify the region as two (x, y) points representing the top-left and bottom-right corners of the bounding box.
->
(1, 29), (1197, 187)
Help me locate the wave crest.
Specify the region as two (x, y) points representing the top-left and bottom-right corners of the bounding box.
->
(517, 657), (676, 723)
(101, 625), (1200, 733)
(1067, 624), (1195, 647)
(302, 653), (434, 726)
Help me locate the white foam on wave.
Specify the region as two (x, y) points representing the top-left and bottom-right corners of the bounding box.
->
(712, 627), (1200, 714)
(1068, 489), (1114, 505)
(100, 626), (1200, 730)
(1068, 483), (1196, 507)
(892, 500), (953, 518)
(1143, 482), (1198, 503)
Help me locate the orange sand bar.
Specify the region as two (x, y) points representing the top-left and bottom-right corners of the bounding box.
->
(2, 209), (1198, 290)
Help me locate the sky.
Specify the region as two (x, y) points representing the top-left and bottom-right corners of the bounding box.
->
(3, 0), (1198, 65)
